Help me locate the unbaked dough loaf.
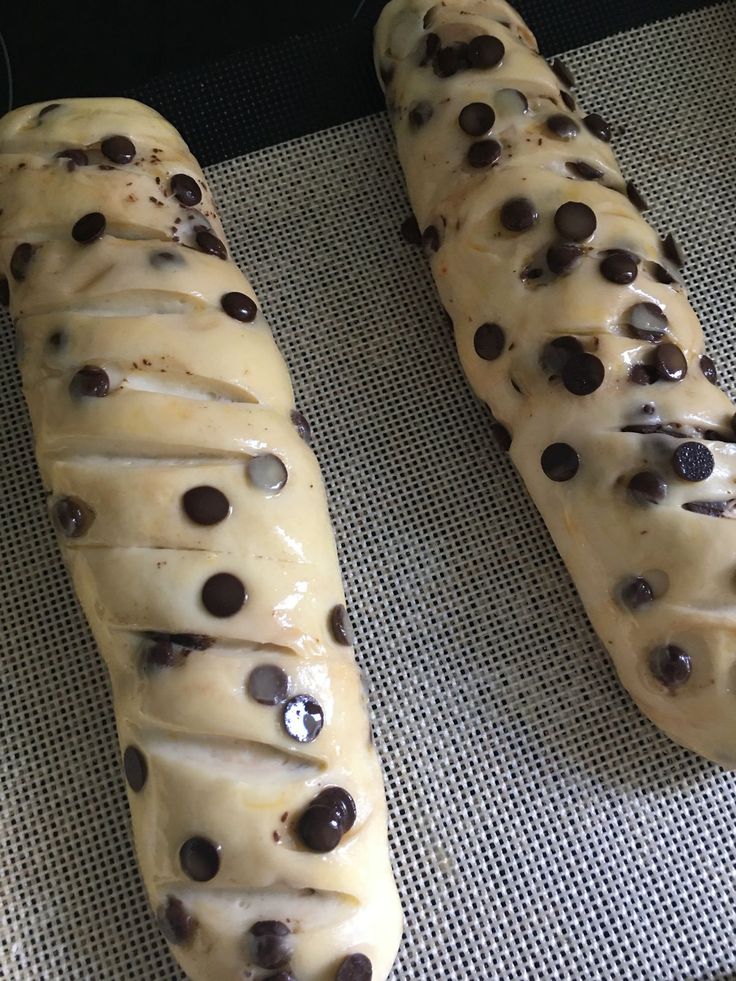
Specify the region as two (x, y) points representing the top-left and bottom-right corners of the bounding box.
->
(0, 98), (402, 981)
(375, 0), (736, 766)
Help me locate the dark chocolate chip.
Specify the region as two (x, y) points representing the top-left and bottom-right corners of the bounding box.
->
(624, 301), (668, 342)
(409, 101), (433, 129)
(566, 161), (604, 180)
(421, 32), (441, 65)
(541, 336), (583, 375)
(546, 114), (578, 140)
(336, 953), (373, 981)
(654, 343), (687, 382)
(672, 441), (714, 482)
(583, 113), (611, 142)
(166, 632), (213, 650)
(250, 921), (292, 971)
(541, 442), (579, 481)
(149, 249), (185, 269)
(467, 34), (504, 69)
(458, 102), (495, 136)
(628, 470), (667, 505)
(467, 138), (501, 169)
(283, 694), (324, 743)
(521, 264), (544, 281)
(52, 496), (94, 538)
(298, 804), (343, 853)
(500, 197), (538, 232)
(0, 276), (9, 306)
(400, 215), (422, 247)
(221, 291), (257, 322)
(179, 836), (220, 882)
(600, 251), (638, 284)
(700, 354), (718, 385)
(69, 365), (109, 398)
(560, 90), (576, 112)
(433, 43), (468, 78)
(170, 173), (202, 207)
(247, 664), (289, 706)
(554, 202), (596, 242)
(313, 786), (357, 831)
(329, 603), (354, 645)
(247, 454), (288, 493)
(648, 645), (691, 689)
(649, 261), (676, 285)
(123, 745), (147, 792)
(10, 243), (34, 282)
(422, 224), (440, 253)
(550, 58), (575, 88)
(291, 409), (313, 445)
(496, 88), (528, 114)
(182, 486), (230, 526)
(55, 148), (88, 168)
(157, 896), (197, 946)
(72, 212), (106, 244)
(201, 573), (247, 617)
(642, 403), (656, 415)
(473, 322), (505, 360)
(196, 229), (227, 260)
(561, 352), (604, 396)
(140, 636), (186, 672)
(682, 499), (732, 517)
(547, 242), (583, 276)
(626, 180), (649, 212)
(662, 232), (684, 268)
(101, 134), (136, 164)
(620, 576), (654, 610)
(491, 423), (512, 451)
(629, 363), (659, 386)
(38, 102), (61, 118)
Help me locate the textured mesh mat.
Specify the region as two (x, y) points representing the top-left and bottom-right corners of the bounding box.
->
(3, 5), (736, 979)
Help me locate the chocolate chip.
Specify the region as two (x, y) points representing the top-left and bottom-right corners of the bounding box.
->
(583, 113), (611, 142)
(662, 232), (684, 268)
(400, 215), (422, 246)
(496, 88), (528, 114)
(600, 251), (638, 284)
(71, 212), (106, 245)
(69, 365), (109, 398)
(421, 32), (441, 66)
(628, 470), (667, 505)
(546, 114), (578, 140)
(291, 409), (312, 444)
(196, 229), (227, 260)
(336, 953), (373, 981)
(561, 352), (604, 395)
(682, 499), (732, 517)
(52, 496), (94, 538)
(298, 804), (343, 852)
(554, 202), (596, 242)
(166, 632), (212, 650)
(157, 897), (197, 946)
(566, 161), (604, 180)
(473, 322), (505, 360)
(560, 90), (576, 112)
(629, 363), (659, 385)
(422, 224), (440, 253)
(329, 604), (354, 645)
(179, 837), (220, 882)
(521, 264), (544, 281)
(541, 443), (579, 481)
(221, 291), (257, 322)
(140, 636), (186, 672)
(170, 173), (202, 207)
(101, 135), (136, 164)
(624, 301), (668, 343)
(467, 34), (504, 69)
(491, 423), (512, 451)
(458, 102), (495, 136)
(626, 181), (649, 212)
(250, 921), (292, 971)
(700, 354), (718, 385)
(313, 786), (357, 831)
(500, 197), (538, 232)
(55, 148), (88, 168)
(10, 243), (34, 282)
(123, 745), (147, 792)
(673, 441), (714, 482)
(149, 249), (185, 269)
(182, 486), (230, 526)
(247, 454), (288, 493)
(648, 261), (676, 285)
(648, 645), (691, 689)
(467, 139), (501, 168)
(550, 58), (575, 88)
(0, 276), (9, 306)
(201, 573), (247, 617)
(654, 343), (687, 382)
(38, 102), (61, 118)
(547, 242), (583, 276)
(409, 101), (433, 129)
(283, 694), (324, 743)
(541, 336), (583, 375)
(433, 43), (468, 77)
(247, 664), (289, 706)
(620, 576), (654, 610)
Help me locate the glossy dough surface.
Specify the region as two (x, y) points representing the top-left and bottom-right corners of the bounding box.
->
(375, 0), (736, 766)
(0, 97), (402, 980)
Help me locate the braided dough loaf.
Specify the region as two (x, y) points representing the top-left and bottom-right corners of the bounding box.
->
(0, 98), (402, 981)
(375, 0), (736, 766)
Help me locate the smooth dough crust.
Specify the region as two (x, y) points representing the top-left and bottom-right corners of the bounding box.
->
(0, 97), (402, 980)
(375, 0), (736, 766)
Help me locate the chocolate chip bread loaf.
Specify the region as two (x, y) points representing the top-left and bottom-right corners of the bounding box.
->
(375, 0), (736, 766)
(0, 98), (402, 981)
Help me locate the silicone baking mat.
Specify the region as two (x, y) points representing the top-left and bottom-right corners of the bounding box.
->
(2, 3), (736, 978)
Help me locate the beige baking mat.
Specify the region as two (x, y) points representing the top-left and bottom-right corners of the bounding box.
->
(2, 3), (736, 978)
